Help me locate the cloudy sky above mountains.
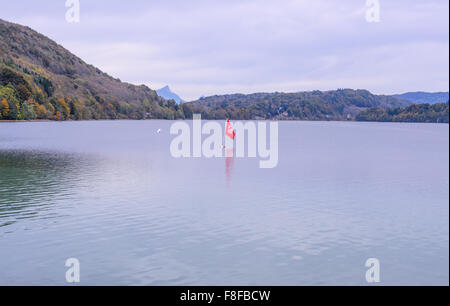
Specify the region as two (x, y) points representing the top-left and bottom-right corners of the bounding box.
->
(1, 0), (449, 100)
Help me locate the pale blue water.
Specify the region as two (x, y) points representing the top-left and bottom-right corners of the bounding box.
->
(0, 121), (448, 285)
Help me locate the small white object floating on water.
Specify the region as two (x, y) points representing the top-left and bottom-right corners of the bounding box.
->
(157, 128), (162, 134)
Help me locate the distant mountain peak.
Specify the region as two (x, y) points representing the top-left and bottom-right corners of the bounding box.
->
(156, 85), (185, 104)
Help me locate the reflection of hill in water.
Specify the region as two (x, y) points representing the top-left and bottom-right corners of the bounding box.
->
(0, 151), (94, 228)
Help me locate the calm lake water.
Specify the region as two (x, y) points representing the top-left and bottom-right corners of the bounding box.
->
(0, 120), (448, 285)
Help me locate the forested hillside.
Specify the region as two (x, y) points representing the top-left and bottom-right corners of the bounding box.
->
(185, 89), (410, 121)
(0, 18), (183, 120)
(356, 102), (449, 123)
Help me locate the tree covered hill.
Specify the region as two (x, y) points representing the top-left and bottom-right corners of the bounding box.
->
(185, 89), (411, 121)
(356, 102), (449, 123)
(0, 18), (183, 120)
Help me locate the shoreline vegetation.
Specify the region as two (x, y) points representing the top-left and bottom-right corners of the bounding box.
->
(356, 103), (449, 123)
(1, 113), (448, 124)
(1, 18), (448, 124)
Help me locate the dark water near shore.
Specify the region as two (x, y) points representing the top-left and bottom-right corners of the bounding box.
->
(0, 121), (448, 285)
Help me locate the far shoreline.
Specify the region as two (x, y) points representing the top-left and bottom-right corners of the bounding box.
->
(0, 119), (448, 124)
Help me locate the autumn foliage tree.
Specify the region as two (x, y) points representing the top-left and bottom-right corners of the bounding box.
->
(57, 97), (70, 119)
(0, 97), (9, 119)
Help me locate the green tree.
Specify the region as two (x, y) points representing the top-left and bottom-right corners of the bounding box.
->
(0, 85), (20, 119)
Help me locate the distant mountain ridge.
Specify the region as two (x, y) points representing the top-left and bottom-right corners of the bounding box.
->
(156, 85), (185, 104)
(186, 89), (411, 121)
(393, 92), (449, 104)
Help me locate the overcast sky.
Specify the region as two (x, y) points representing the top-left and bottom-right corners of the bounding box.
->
(1, 0), (449, 100)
